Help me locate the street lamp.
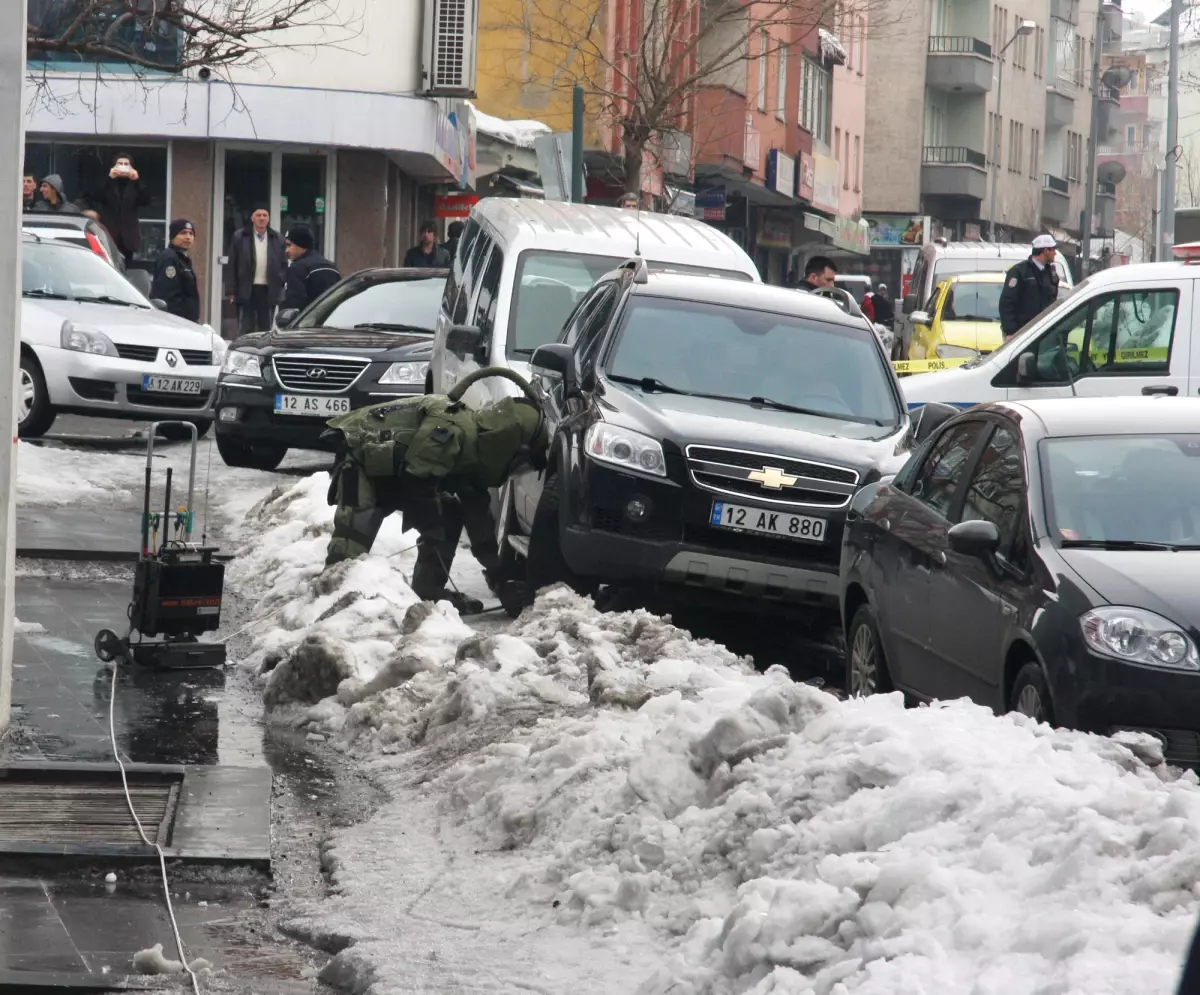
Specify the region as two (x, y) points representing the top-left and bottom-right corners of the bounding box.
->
(989, 19), (1037, 242)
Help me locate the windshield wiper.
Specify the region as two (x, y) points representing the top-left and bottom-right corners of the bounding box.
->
(352, 322), (432, 333)
(1060, 538), (1184, 551)
(22, 289), (69, 299)
(608, 374), (688, 395)
(74, 294), (147, 308)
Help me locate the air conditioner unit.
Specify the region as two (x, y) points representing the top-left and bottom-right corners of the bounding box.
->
(423, 0), (480, 97)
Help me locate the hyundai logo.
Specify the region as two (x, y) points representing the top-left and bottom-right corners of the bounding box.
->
(306, 368), (327, 380)
(165, 351), (178, 368)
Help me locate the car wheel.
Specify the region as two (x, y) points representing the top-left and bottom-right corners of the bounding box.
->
(846, 603), (894, 697)
(18, 354), (55, 439)
(1009, 662), (1055, 725)
(156, 420), (212, 443)
(527, 469), (585, 596)
(216, 435), (287, 471)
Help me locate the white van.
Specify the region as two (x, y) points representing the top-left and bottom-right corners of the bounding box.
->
(428, 199), (760, 408)
(898, 240), (1074, 358)
(901, 257), (1195, 410)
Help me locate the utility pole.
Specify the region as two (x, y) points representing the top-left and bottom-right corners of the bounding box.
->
(0, 5), (26, 734)
(990, 21), (1035, 241)
(571, 85), (585, 203)
(1161, 0), (1182, 257)
(1080, 1), (1104, 275)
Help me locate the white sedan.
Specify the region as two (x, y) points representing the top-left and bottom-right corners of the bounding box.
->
(20, 233), (226, 439)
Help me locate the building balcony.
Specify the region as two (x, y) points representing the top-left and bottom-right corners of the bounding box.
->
(1052, 0), (1079, 24)
(1097, 142), (1151, 164)
(926, 37), (995, 93)
(1095, 181), (1116, 236)
(1042, 174), (1071, 224)
(921, 146), (988, 200)
(1045, 82), (1076, 129)
(1097, 85), (1121, 136)
(694, 88), (766, 176)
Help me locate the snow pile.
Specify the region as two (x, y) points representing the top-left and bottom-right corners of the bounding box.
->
(17, 442), (139, 506)
(469, 101), (552, 149)
(237, 473), (1200, 995)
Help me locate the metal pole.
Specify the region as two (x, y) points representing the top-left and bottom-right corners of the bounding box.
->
(571, 85), (585, 204)
(1161, 0), (1182, 257)
(0, 6), (27, 734)
(989, 56), (1005, 242)
(1081, 2), (1103, 277)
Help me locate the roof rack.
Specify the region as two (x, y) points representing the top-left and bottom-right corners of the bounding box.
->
(618, 256), (649, 284)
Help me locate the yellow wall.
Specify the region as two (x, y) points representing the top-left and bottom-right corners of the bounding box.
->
(476, 0), (606, 145)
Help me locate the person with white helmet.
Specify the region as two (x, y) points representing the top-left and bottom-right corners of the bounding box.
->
(999, 234), (1061, 339)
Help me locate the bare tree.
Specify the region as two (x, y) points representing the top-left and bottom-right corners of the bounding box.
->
(486, 0), (892, 193)
(1179, 150), (1200, 208)
(27, 0), (354, 74)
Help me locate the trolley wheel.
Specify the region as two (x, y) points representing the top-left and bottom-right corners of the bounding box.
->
(94, 628), (123, 663)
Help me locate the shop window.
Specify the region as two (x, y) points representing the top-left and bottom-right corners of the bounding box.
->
(24, 141), (168, 261)
(27, 0), (184, 70)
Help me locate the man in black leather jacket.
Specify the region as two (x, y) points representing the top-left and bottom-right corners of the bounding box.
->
(999, 235), (1060, 338)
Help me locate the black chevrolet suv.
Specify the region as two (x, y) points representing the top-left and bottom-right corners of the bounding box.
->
(499, 259), (945, 617)
(213, 267), (447, 469)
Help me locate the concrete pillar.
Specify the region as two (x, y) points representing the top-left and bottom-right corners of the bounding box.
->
(335, 150), (389, 274)
(170, 140), (215, 323)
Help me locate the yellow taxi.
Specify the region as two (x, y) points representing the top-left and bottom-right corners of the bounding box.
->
(907, 271), (1006, 364)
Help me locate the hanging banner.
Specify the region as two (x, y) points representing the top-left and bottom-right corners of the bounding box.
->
(863, 215), (928, 247)
(811, 154), (840, 214)
(832, 217), (870, 255)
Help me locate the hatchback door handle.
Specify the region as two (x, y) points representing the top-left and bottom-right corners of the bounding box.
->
(1144, 385), (1178, 396)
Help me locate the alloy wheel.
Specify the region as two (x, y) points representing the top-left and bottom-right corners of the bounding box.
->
(18, 367), (34, 423)
(849, 623), (878, 697)
(1016, 684), (1044, 720)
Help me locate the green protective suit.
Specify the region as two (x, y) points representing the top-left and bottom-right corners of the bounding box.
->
(323, 368), (547, 605)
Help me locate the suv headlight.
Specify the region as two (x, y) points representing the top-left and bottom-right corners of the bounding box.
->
(221, 350), (262, 379)
(205, 324), (228, 366)
(379, 361), (428, 385)
(1081, 607), (1200, 671)
(61, 321), (116, 356)
(584, 423), (666, 477)
(935, 344), (979, 360)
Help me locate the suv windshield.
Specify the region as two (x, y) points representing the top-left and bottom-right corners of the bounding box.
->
(22, 240), (147, 307)
(295, 274), (444, 332)
(1044, 435), (1200, 546)
(508, 250), (753, 357)
(605, 296), (901, 426)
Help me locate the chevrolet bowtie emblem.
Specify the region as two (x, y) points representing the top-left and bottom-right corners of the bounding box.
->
(748, 466), (799, 489)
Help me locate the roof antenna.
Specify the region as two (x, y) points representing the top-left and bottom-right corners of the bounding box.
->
(635, 191), (642, 256)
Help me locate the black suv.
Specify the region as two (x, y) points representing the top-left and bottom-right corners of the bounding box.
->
(499, 259), (941, 616)
(213, 267), (447, 470)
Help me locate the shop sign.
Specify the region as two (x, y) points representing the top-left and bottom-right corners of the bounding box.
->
(766, 149), (796, 198)
(798, 152), (815, 202)
(832, 217), (870, 255)
(759, 211), (793, 249)
(812, 154), (839, 213)
(434, 101), (477, 191)
(694, 186), (727, 221)
(435, 193), (480, 218)
(863, 214), (927, 247)
(803, 212), (837, 238)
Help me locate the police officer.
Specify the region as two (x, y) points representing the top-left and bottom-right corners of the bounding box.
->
(151, 219), (201, 322)
(999, 235), (1060, 339)
(323, 368), (549, 615)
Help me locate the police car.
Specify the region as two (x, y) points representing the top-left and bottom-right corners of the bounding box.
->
(901, 244), (1199, 410)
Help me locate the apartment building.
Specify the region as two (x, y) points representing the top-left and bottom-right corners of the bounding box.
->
(24, 0), (483, 332)
(863, 0), (1117, 255)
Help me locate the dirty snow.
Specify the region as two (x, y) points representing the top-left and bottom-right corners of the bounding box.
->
(17, 441), (139, 506)
(468, 102), (552, 149)
(221, 471), (1200, 995)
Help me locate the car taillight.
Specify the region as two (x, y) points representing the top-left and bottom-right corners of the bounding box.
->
(86, 231), (111, 263)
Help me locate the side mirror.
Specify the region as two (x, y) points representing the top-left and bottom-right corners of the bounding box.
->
(1016, 351), (1036, 386)
(276, 308), (300, 329)
(150, 298), (168, 311)
(531, 342), (579, 395)
(947, 519), (1001, 559)
(911, 402), (961, 444)
(911, 310), (932, 327)
(902, 294), (917, 314)
(446, 324), (482, 356)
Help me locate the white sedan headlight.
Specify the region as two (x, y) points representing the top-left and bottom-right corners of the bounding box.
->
(585, 423), (666, 477)
(1081, 607), (1200, 671)
(205, 324), (228, 366)
(378, 361), (429, 385)
(935, 344), (980, 360)
(61, 321), (116, 356)
(221, 350), (262, 379)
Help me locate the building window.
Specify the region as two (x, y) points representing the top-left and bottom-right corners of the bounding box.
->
(834, 126), (842, 165)
(1066, 130), (1082, 181)
(27, 2), (184, 70)
(853, 135), (860, 192)
(23, 141), (169, 261)
(1029, 128), (1040, 178)
(844, 131), (851, 188)
(858, 16), (867, 76)
(1035, 27), (1045, 78)
(777, 42), (788, 121)
(800, 57), (831, 143)
(758, 28), (768, 112)
(1013, 13), (1027, 70)
(1127, 124), (1136, 146)
(987, 112), (1002, 165)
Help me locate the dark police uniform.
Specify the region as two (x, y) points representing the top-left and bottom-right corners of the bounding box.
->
(150, 245), (200, 323)
(998, 256), (1059, 337)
